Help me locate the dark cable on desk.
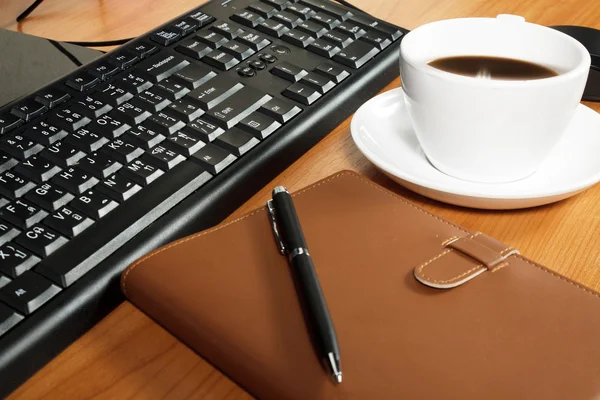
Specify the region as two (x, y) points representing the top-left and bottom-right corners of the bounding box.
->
(17, 0), (369, 47)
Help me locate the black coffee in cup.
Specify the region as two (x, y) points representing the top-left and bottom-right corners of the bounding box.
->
(428, 55), (558, 80)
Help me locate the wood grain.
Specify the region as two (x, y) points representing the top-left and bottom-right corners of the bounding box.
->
(4, 0), (600, 398)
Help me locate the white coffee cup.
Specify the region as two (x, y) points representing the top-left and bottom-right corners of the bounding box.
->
(399, 15), (591, 183)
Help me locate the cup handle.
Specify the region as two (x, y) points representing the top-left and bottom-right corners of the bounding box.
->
(496, 14), (526, 23)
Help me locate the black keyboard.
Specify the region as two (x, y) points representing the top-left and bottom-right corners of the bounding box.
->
(0, 0), (405, 395)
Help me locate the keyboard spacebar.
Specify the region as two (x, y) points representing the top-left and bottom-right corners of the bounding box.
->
(36, 161), (212, 287)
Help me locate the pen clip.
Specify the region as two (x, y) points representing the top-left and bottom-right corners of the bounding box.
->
(266, 199), (286, 255)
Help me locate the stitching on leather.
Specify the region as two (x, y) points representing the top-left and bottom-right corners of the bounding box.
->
(441, 236), (459, 246)
(499, 246), (514, 255)
(490, 261), (509, 273)
(416, 249), (453, 276)
(121, 172), (352, 296)
(516, 255), (600, 299)
(416, 247), (485, 285)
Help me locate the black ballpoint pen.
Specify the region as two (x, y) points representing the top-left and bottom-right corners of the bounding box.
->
(267, 186), (343, 384)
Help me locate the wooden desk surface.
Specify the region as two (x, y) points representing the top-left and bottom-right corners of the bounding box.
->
(3, 0), (600, 398)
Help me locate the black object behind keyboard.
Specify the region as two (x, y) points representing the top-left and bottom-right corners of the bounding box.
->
(0, 0), (406, 395)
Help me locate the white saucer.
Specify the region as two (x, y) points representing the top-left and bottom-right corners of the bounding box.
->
(350, 88), (600, 209)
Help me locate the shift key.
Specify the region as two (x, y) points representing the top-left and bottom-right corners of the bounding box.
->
(204, 87), (272, 129)
(186, 75), (244, 110)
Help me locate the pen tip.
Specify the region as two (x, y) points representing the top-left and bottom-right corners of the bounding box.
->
(334, 372), (343, 384)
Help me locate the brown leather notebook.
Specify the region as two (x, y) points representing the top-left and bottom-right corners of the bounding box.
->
(121, 171), (600, 399)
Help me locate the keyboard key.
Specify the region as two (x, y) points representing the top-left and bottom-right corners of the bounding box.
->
(120, 158), (164, 186)
(322, 30), (353, 47)
(349, 14), (403, 40)
(22, 120), (67, 145)
(334, 21), (366, 39)
(165, 130), (206, 156)
(283, 82), (322, 105)
(248, 60), (267, 70)
(172, 18), (199, 36)
(359, 30), (391, 49)
(110, 51), (140, 69)
(173, 64), (217, 90)
(48, 107), (91, 132)
(259, 53), (278, 63)
(102, 137), (145, 164)
(332, 39), (380, 68)
(44, 206), (94, 238)
(133, 89), (172, 112)
(150, 28), (182, 46)
(34, 88), (70, 109)
(311, 12), (340, 29)
(204, 87), (272, 129)
(77, 152), (122, 179)
(202, 49), (240, 71)
(94, 82), (134, 107)
(70, 189), (119, 219)
(315, 62), (350, 83)
(237, 66), (256, 78)
(137, 52), (190, 83)
(188, 11), (215, 26)
(213, 128), (259, 156)
(197, 31), (228, 49)
(287, 3), (316, 19)
(0, 302), (22, 336)
(87, 114), (131, 139)
(273, 11), (303, 28)
(145, 112), (186, 136)
(248, 2), (277, 18)
(1, 135), (44, 160)
(126, 125), (166, 149)
(41, 141), (86, 167)
(0, 152), (18, 174)
(296, 19), (328, 37)
(143, 146), (186, 170)
(11, 99), (48, 122)
(301, 71), (336, 93)
(72, 96), (113, 119)
(16, 225), (68, 257)
(239, 112), (281, 139)
(0, 199), (48, 229)
(221, 41), (255, 60)
(52, 167), (99, 194)
(262, 0), (290, 10)
(211, 21), (245, 39)
(24, 183), (74, 212)
(236, 31), (271, 51)
(282, 29), (315, 47)
(155, 79), (190, 100)
(0, 242), (40, 278)
(257, 20), (290, 38)
(231, 10), (265, 28)
(259, 97), (302, 122)
(113, 102), (152, 126)
(116, 72), (153, 95)
(129, 41), (158, 59)
(0, 113), (23, 135)
(65, 128), (110, 153)
(166, 98), (205, 122)
(299, 0), (353, 20)
(307, 38), (341, 57)
(0, 171), (36, 200)
(97, 174), (141, 202)
(190, 143), (237, 174)
(14, 155), (62, 183)
(0, 270), (61, 314)
(65, 71), (100, 91)
(0, 221), (20, 246)
(186, 75), (244, 110)
(87, 60), (120, 81)
(175, 37), (212, 60)
(183, 119), (225, 142)
(271, 62), (309, 82)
